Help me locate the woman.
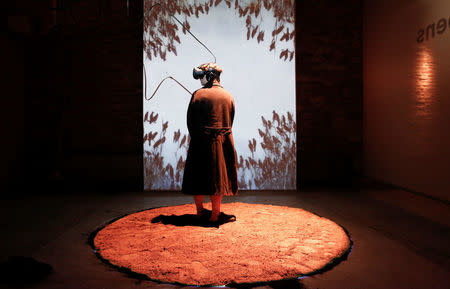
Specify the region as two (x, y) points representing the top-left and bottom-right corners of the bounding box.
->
(182, 62), (238, 224)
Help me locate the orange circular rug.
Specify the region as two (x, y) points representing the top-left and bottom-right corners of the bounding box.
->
(92, 202), (352, 286)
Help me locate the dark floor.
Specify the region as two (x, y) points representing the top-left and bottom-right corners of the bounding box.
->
(1, 187), (449, 289)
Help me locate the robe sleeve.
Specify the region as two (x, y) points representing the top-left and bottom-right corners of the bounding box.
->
(187, 91), (200, 137)
(230, 98), (235, 127)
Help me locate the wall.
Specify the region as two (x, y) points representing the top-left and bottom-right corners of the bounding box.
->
(5, 0), (364, 194)
(363, 0), (450, 201)
(6, 0), (143, 193)
(297, 0), (363, 189)
(2, 32), (25, 191)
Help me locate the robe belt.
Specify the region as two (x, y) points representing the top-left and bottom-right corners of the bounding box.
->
(202, 126), (232, 139)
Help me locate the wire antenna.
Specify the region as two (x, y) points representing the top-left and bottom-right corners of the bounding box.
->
(144, 67), (192, 101)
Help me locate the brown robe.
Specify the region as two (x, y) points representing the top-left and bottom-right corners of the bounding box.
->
(182, 84), (238, 196)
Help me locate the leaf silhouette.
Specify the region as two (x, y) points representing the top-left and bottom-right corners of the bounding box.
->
(149, 112), (158, 124)
(144, 0), (295, 62)
(153, 137), (164, 148)
(173, 129), (181, 142)
(251, 26), (258, 38)
(246, 15), (251, 26)
(269, 40), (275, 51)
(258, 129), (264, 137)
(179, 135), (186, 147)
(272, 110), (280, 124)
(280, 29), (290, 41)
(242, 6), (249, 16)
(177, 156), (184, 170)
(168, 165), (174, 178)
(257, 31), (264, 43)
(272, 25), (284, 36)
(255, 3), (261, 17)
(261, 116), (267, 127)
(144, 110), (190, 190)
(237, 110), (296, 190)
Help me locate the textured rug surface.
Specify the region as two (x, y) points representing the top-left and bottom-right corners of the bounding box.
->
(93, 202), (351, 286)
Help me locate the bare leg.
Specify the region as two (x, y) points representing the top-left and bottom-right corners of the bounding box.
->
(194, 195), (204, 216)
(209, 195), (222, 221)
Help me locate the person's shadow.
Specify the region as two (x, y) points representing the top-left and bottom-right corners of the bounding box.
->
(151, 210), (234, 228)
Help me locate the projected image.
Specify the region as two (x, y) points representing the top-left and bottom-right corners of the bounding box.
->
(143, 0), (296, 190)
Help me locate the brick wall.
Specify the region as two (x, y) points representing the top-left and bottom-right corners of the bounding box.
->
(6, 0), (362, 193)
(296, 0), (363, 189)
(8, 0), (143, 192)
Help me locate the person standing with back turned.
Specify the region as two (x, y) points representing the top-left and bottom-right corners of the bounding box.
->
(182, 62), (238, 224)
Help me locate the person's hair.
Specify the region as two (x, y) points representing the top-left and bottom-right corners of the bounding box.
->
(208, 71), (220, 83)
(199, 62), (222, 83)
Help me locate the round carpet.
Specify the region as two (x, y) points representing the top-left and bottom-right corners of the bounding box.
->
(92, 202), (352, 286)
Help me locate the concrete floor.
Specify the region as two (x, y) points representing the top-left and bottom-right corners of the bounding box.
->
(1, 187), (449, 289)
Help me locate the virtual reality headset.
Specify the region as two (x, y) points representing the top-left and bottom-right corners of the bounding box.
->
(193, 64), (221, 80)
(192, 66), (207, 79)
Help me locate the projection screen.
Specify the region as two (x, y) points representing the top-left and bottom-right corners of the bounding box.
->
(143, 0), (296, 190)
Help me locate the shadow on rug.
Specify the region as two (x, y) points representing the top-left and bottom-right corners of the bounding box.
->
(151, 211), (236, 228)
